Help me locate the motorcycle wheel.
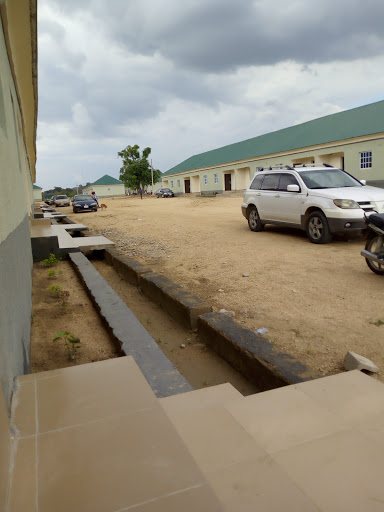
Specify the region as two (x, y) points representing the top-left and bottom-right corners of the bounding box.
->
(365, 235), (384, 275)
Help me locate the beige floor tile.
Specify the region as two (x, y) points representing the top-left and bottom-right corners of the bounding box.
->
(11, 380), (36, 437)
(273, 429), (384, 512)
(8, 437), (37, 512)
(169, 405), (266, 474)
(355, 409), (384, 448)
(159, 383), (244, 418)
(225, 385), (348, 454)
(0, 385), (10, 511)
(126, 485), (224, 511)
(36, 357), (157, 433)
(38, 407), (206, 512)
(207, 456), (319, 512)
(295, 370), (384, 424)
(17, 373), (35, 383)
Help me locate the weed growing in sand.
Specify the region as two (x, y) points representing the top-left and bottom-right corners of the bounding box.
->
(48, 269), (62, 279)
(48, 285), (70, 312)
(53, 331), (81, 360)
(41, 253), (61, 268)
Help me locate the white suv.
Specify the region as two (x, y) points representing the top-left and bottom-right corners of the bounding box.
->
(241, 165), (384, 243)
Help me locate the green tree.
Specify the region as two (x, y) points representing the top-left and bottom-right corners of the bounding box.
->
(118, 145), (161, 190)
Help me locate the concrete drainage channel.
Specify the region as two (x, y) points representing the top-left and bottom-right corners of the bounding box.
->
(69, 240), (321, 397)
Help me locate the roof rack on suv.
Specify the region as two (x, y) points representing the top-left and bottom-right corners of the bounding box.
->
(257, 165), (294, 172)
(257, 163), (336, 172)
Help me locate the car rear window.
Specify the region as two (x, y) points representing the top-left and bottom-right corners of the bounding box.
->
(249, 174), (264, 190)
(56, 195), (68, 199)
(260, 174), (280, 190)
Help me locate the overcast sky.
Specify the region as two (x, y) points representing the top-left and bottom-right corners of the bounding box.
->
(36, 0), (384, 190)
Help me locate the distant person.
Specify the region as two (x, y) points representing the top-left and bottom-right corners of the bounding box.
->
(140, 187), (143, 200)
(91, 191), (100, 207)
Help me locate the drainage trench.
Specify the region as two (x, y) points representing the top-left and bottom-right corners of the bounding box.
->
(91, 258), (258, 396)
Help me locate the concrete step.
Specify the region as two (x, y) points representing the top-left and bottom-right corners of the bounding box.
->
(167, 371), (384, 512)
(159, 383), (244, 418)
(8, 357), (223, 512)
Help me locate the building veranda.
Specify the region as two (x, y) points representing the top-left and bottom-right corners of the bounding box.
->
(161, 100), (384, 195)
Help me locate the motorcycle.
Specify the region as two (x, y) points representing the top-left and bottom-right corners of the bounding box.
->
(361, 212), (384, 275)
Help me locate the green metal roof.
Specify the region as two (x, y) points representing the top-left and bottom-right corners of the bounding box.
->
(163, 100), (384, 176)
(91, 174), (123, 186)
(33, 184), (42, 189)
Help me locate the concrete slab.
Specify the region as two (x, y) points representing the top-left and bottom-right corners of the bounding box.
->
(197, 312), (321, 391)
(139, 272), (211, 329)
(69, 252), (193, 398)
(105, 248), (153, 285)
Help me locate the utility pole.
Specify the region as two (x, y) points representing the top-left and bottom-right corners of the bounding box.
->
(151, 159), (154, 194)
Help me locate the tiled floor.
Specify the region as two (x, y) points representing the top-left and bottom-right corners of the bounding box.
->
(5, 357), (384, 511)
(7, 357), (223, 512)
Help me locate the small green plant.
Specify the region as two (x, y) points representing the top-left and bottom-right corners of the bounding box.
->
(48, 284), (63, 296)
(40, 253), (61, 268)
(53, 331), (81, 360)
(48, 285), (70, 312)
(47, 269), (62, 279)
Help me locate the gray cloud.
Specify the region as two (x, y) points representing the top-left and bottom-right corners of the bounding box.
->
(35, 0), (384, 190)
(48, 0), (384, 72)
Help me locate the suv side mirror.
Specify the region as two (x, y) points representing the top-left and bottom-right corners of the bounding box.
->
(360, 179), (366, 185)
(287, 184), (300, 192)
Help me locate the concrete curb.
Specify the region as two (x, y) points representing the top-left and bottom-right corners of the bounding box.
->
(105, 248), (153, 286)
(69, 252), (193, 398)
(100, 247), (321, 389)
(139, 272), (211, 329)
(197, 312), (322, 391)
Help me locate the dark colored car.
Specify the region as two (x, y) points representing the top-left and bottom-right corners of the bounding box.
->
(156, 188), (174, 198)
(46, 195), (57, 205)
(72, 194), (98, 213)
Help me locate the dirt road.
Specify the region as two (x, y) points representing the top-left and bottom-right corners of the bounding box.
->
(66, 194), (384, 381)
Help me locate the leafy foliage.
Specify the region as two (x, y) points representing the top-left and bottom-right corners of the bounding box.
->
(118, 144), (161, 190)
(53, 331), (81, 361)
(40, 253), (61, 268)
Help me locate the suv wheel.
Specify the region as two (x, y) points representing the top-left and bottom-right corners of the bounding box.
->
(306, 211), (332, 244)
(248, 206), (264, 232)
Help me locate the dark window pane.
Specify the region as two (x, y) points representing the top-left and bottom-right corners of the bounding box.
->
(278, 174), (299, 191)
(250, 174), (264, 190)
(260, 174), (279, 190)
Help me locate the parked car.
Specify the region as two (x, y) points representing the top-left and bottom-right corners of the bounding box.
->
(242, 165), (384, 243)
(72, 194), (98, 213)
(46, 195), (57, 205)
(156, 188), (174, 198)
(54, 195), (70, 207)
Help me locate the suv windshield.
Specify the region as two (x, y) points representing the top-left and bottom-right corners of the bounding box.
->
(299, 169), (362, 189)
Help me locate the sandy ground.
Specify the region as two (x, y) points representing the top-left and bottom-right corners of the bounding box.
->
(31, 260), (119, 372)
(30, 233), (257, 394)
(60, 194), (384, 382)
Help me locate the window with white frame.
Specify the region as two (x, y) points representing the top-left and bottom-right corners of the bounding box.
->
(360, 151), (372, 169)
(204, 175), (208, 185)
(177, 180), (180, 187)
(214, 173), (218, 184)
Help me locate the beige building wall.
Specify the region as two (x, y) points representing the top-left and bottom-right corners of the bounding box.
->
(0, 0), (37, 424)
(33, 187), (42, 201)
(83, 183), (125, 197)
(162, 134), (384, 193)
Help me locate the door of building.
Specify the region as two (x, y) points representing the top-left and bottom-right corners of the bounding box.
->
(224, 174), (231, 191)
(184, 179), (191, 193)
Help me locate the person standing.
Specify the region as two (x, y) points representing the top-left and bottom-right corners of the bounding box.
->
(140, 187), (143, 200)
(91, 191), (100, 207)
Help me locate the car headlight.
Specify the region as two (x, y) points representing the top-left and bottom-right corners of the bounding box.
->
(333, 199), (360, 209)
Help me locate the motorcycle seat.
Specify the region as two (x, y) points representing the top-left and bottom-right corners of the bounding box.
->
(368, 213), (384, 229)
